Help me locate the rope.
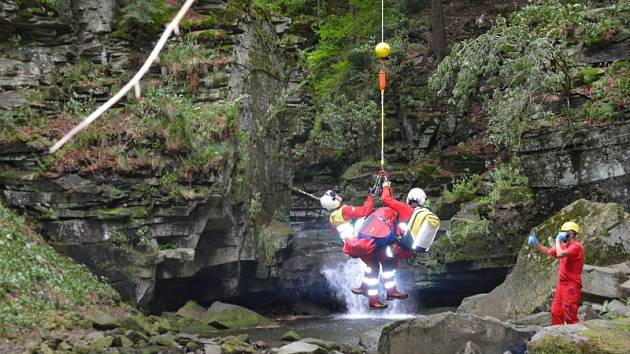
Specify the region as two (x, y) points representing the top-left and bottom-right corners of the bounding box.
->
(381, 0), (384, 43)
(379, 0), (385, 170)
(48, 0), (198, 154)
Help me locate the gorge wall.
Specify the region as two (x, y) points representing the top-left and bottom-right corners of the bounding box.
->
(0, 0), (303, 310)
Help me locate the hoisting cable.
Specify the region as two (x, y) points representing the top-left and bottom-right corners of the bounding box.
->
(374, 0), (390, 172)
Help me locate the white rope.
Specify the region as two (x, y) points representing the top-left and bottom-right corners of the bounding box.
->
(381, 0), (384, 42)
(48, 0), (198, 154)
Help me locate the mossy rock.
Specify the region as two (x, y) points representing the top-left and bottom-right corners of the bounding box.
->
(220, 335), (255, 354)
(175, 300), (206, 321)
(528, 317), (630, 354)
(458, 199), (630, 321)
(172, 317), (216, 335)
(280, 330), (301, 341)
(150, 317), (171, 334)
(119, 314), (152, 334)
(85, 307), (122, 330)
(203, 301), (272, 329)
(92, 336), (114, 349)
(154, 335), (174, 347)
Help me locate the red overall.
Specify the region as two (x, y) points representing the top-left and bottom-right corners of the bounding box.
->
(381, 185), (415, 262)
(547, 241), (584, 325)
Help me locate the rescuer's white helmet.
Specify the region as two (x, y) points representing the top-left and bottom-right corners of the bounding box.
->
(406, 188), (426, 206)
(320, 190), (342, 211)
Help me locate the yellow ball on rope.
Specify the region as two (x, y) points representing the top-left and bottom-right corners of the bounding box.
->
(375, 42), (391, 58)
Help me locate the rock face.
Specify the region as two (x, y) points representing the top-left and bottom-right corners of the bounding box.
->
(521, 121), (630, 215)
(0, 1), (299, 309)
(527, 318), (630, 354)
(457, 199), (630, 321)
(377, 312), (537, 354)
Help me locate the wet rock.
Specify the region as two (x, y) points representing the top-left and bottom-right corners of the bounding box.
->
(281, 330), (301, 341)
(455, 341), (483, 354)
(527, 318), (630, 353)
(277, 341), (327, 354)
(176, 300), (207, 321)
(458, 199), (630, 320)
(578, 302), (604, 321)
(299, 338), (341, 351)
(203, 301), (272, 329)
(378, 312), (537, 354)
(359, 328), (382, 354)
(150, 317), (172, 334)
(582, 264), (629, 299)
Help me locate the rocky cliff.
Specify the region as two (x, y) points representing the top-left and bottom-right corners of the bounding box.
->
(0, 0), (303, 310)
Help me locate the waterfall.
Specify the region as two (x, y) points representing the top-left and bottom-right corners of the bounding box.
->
(322, 258), (415, 318)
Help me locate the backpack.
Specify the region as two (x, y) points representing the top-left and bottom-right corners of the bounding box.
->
(356, 207), (397, 247)
(400, 208), (440, 252)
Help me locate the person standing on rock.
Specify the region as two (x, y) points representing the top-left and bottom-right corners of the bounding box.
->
(528, 222), (584, 325)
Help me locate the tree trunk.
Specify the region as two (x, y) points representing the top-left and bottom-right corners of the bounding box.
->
(431, 0), (447, 60)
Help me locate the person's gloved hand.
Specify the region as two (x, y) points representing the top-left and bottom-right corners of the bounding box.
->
(383, 179), (391, 188)
(556, 231), (568, 242)
(528, 232), (538, 246)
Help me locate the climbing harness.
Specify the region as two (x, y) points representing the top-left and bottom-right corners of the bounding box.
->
(374, 0), (390, 171)
(48, 0), (198, 154)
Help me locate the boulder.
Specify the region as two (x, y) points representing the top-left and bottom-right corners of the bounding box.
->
(359, 328), (383, 354)
(85, 307), (121, 330)
(378, 312), (537, 354)
(527, 317), (630, 353)
(582, 264), (628, 299)
(276, 342), (327, 354)
(176, 300), (207, 321)
(203, 301), (272, 329)
(458, 200), (630, 320)
(507, 312), (552, 327)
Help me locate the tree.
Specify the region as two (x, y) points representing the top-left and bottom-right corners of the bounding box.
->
(431, 0), (447, 60)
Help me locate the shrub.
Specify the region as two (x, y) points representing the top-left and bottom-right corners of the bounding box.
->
(441, 174), (482, 204)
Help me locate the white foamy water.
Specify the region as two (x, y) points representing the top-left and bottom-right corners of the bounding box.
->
(322, 258), (416, 317)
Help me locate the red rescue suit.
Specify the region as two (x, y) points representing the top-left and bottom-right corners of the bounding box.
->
(547, 240), (584, 325)
(381, 185), (415, 263)
(343, 207), (398, 258)
(329, 195), (374, 240)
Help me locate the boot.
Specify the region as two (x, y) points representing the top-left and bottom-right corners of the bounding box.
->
(351, 284), (366, 296)
(386, 288), (408, 301)
(369, 297), (388, 311)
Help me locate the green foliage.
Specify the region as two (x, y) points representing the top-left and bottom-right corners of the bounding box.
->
(430, 16), (569, 152)
(430, 218), (490, 264)
(430, 0), (629, 153)
(0, 203), (117, 336)
(477, 163), (532, 216)
(310, 95), (378, 161)
(581, 61), (630, 122)
(16, 0), (61, 17)
(119, 0), (175, 35)
(160, 38), (214, 76)
(441, 174), (482, 204)
(111, 228), (128, 248)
